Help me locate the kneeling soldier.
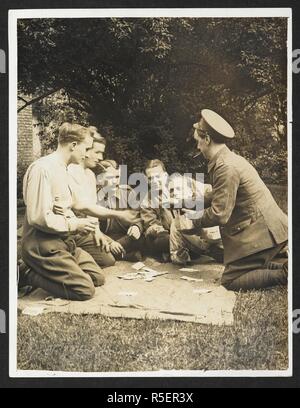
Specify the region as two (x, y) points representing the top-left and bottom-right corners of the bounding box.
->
(20, 123), (105, 301)
(183, 109), (288, 291)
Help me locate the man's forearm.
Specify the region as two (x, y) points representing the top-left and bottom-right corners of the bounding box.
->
(75, 203), (122, 220)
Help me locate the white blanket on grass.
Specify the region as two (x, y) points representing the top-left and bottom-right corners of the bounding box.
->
(18, 259), (236, 326)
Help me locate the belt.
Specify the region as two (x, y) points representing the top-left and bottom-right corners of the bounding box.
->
(64, 237), (77, 255)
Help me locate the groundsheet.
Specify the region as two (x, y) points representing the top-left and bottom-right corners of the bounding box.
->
(18, 258), (236, 326)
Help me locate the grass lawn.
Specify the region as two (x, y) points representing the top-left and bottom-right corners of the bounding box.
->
(17, 185), (289, 372)
(18, 287), (288, 372)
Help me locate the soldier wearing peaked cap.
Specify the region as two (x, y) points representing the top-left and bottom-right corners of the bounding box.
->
(182, 109), (288, 291)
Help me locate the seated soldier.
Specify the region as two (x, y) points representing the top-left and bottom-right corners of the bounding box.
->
(67, 127), (115, 268)
(67, 133), (143, 264)
(168, 174), (224, 265)
(141, 160), (176, 262)
(97, 161), (144, 262)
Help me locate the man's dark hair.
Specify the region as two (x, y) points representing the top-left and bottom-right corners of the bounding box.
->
(197, 128), (228, 145)
(88, 126), (107, 145)
(145, 159), (166, 172)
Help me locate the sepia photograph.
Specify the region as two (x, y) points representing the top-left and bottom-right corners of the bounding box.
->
(9, 8), (292, 377)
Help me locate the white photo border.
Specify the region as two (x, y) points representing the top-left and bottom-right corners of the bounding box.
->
(9, 7), (293, 379)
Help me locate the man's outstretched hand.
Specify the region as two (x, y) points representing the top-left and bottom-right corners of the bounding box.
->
(109, 241), (126, 257)
(118, 210), (142, 227)
(178, 209), (202, 235)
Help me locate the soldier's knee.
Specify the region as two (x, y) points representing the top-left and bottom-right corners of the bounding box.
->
(76, 284), (96, 301)
(222, 282), (233, 291)
(101, 254), (116, 268)
(222, 278), (246, 292)
(72, 275), (96, 301)
(94, 273), (105, 287)
(170, 218), (180, 234)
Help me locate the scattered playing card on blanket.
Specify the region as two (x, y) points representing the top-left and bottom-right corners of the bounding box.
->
(118, 291), (138, 297)
(181, 276), (204, 283)
(22, 306), (46, 316)
(117, 273), (140, 280)
(179, 268), (199, 273)
(142, 267), (168, 277)
(142, 266), (160, 274)
(132, 262), (146, 271)
(193, 289), (212, 295)
(118, 270), (168, 281)
(145, 271), (168, 277)
(42, 298), (71, 307)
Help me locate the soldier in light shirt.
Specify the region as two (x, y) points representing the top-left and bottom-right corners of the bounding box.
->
(20, 123), (139, 300)
(20, 123), (104, 300)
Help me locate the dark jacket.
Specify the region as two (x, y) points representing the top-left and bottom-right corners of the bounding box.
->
(194, 146), (288, 264)
(141, 205), (175, 237)
(98, 186), (143, 236)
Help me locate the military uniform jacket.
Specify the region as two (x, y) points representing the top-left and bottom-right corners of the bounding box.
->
(141, 205), (175, 237)
(98, 185), (143, 235)
(195, 146), (288, 264)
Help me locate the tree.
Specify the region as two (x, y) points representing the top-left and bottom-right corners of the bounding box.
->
(18, 17), (288, 183)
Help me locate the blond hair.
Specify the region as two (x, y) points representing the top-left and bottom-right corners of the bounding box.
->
(58, 123), (89, 145)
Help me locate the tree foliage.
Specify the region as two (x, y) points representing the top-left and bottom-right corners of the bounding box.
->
(18, 17), (288, 183)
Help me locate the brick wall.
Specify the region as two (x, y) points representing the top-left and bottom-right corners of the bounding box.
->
(17, 96), (34, 167)
(17, 96), (42, 166)
(17, 96), (42, 201)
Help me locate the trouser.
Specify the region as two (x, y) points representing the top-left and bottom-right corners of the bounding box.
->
(75, 232), (116, 267)
(109, 232), (143, 253)
(145, 231), (170, 257)
(222, 241), (288, 291)
(170, 217), (224, 263)
(22, 230), (105, 301)
(102, 220), (144, 258)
